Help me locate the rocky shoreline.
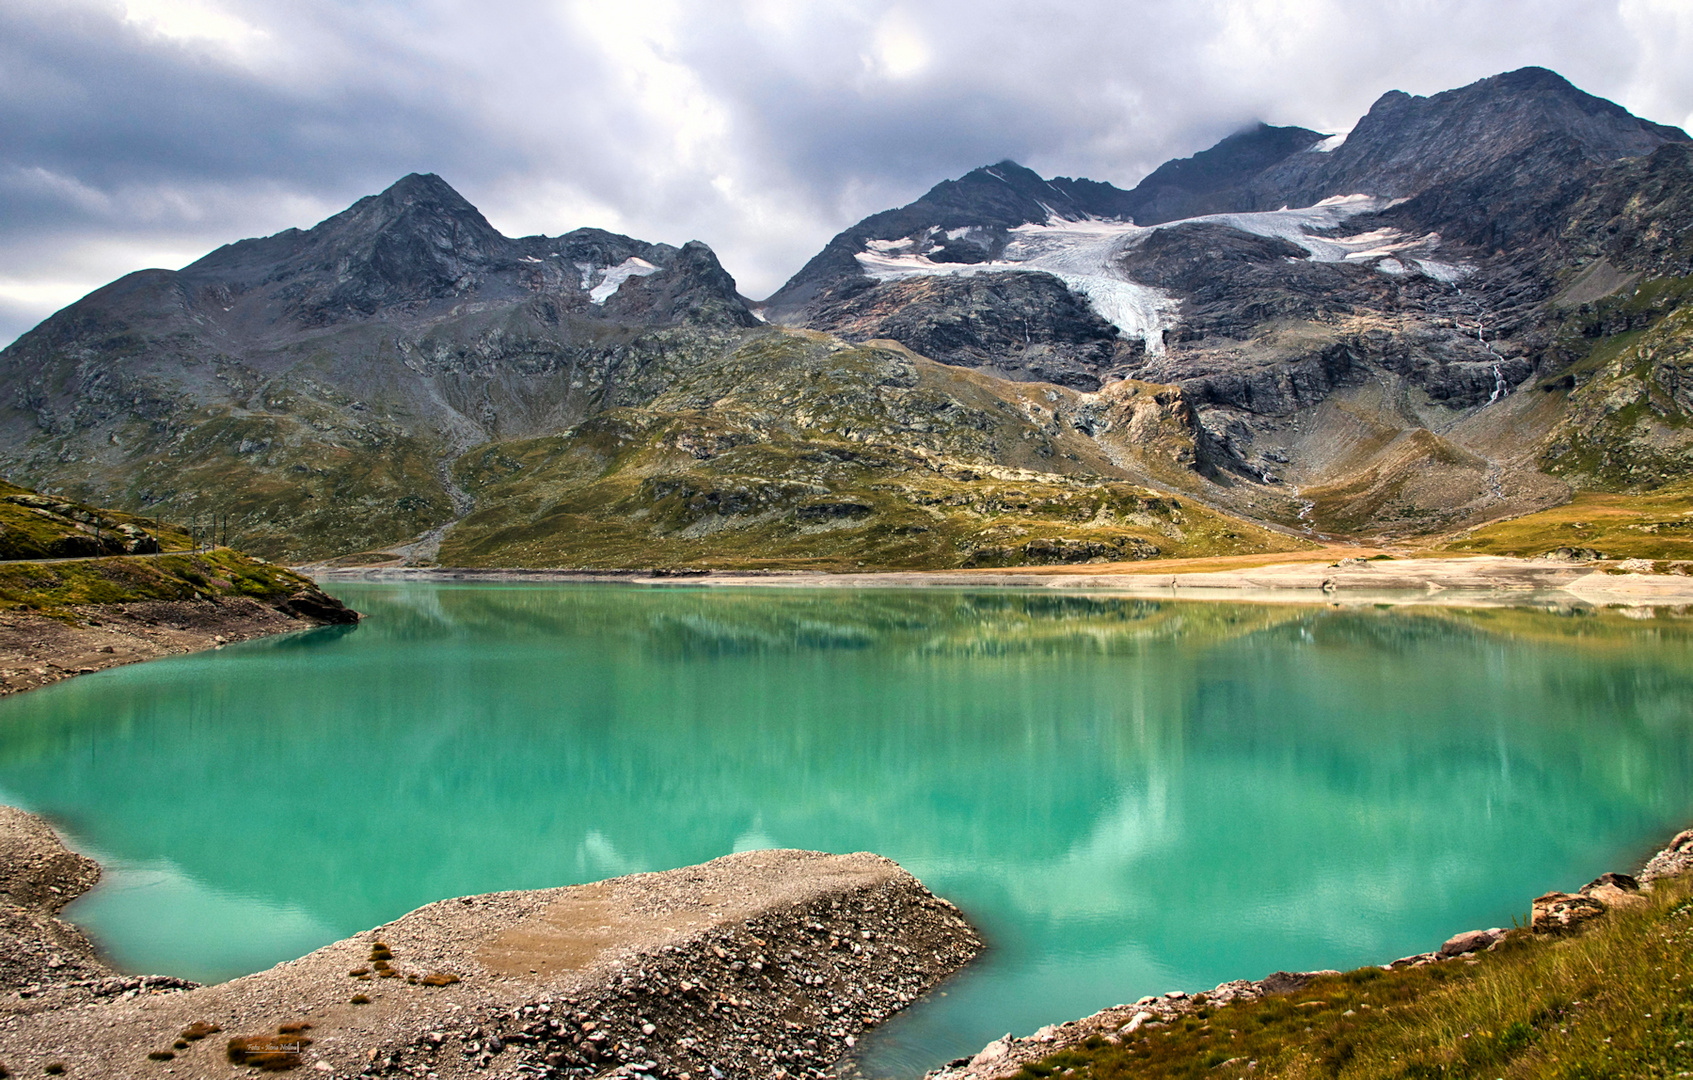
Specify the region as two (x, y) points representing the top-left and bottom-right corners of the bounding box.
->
(0, 815), (981, 1080)
(0, 586), (358, 698)
(924, 829), (1693, 1080)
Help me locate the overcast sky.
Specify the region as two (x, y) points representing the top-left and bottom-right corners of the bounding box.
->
(3, 0), (1691, 345)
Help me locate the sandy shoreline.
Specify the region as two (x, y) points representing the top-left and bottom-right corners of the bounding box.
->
(309, 553), (1693, 608)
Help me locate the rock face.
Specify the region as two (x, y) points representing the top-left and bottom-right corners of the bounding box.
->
(794, 272), (1130, 388)
(0, 847), (981, 1080)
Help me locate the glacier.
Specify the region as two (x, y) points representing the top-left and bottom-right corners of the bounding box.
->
(854, 195), (1469, 354)
(587, 257), (661, 304)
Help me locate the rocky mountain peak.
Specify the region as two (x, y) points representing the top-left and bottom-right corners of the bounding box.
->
(1101, 122), (1325, 225)
(56, 174), (752, 337)
(381, 170), (475, 203)
(298, 171), (506, 282)
(179, 171), (511, 323)
(1254, 66), (1690, 211)
(333, 172), (504, 249)
(898, 160), (1082, 228)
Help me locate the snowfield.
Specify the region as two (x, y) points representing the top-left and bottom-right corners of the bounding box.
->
(854, 195), (1469, 354)
(585, 257), (661, 304)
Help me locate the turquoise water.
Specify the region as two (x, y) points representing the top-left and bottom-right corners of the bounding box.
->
(1, 586), (1692, 1075)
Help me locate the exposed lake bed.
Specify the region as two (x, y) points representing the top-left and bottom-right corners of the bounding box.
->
(3, 583), (1693, 1076)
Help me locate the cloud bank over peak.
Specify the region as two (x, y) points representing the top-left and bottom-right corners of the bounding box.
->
(2, 0), (1690, 344)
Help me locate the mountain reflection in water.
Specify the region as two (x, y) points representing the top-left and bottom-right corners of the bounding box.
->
(0, 585), (1690, 1077)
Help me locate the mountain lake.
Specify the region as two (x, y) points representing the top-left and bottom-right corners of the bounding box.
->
(1, 584), (1691, 1076)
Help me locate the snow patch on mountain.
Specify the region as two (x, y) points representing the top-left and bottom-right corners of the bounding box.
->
(1187, 195), (1427, 262)
(587, 257), (661, 304)
(854, 194), (1470, 352)
(857, 218), (1180, 354)
(1412, 259), (1470, 284)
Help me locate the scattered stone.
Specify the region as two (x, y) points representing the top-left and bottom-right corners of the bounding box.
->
(1389, 953), (1437, 969)
(1438, 928), (1505, 958)
(1533, 891), (1608, 933)
(968, 1036), (1012, 1065)
(1582, 872), (1646, 909)
(1642, 830), (1693, 883)
(1119, 1011), (1155, 1034)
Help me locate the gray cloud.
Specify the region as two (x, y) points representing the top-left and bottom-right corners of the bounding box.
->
(3, 0), (1690, 344)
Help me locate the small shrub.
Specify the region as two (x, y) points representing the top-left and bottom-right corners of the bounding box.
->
(350, 994), (371, 1005)
(227, 1027), (313, 1071)
(146, 1051), (174, 1061)
(419, 972), (460, 987)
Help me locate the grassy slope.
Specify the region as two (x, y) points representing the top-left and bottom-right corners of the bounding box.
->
(1538, 276), (1693, 491)
(1437, 477), (1693, 563)
(0, 480), (323, 616)
(0, 548), (320, 617)
(0, 480), (190, 559)
(437, 333), (1307, 570)
(1018, 874), (1693, 1080)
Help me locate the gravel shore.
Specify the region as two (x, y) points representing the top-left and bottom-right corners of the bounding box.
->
(0, 818), (981, 1080)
